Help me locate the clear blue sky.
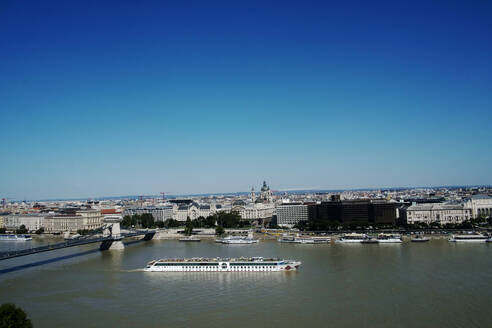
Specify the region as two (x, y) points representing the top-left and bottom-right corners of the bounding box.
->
(1, 0), (491, 200)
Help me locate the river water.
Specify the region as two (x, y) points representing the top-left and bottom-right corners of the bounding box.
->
(1, 238), (491, 327)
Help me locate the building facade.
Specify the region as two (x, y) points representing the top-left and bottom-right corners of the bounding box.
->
(124, 206), (174, 222)
(3, 214), (46, 232)
(405, 203), (472, 225)
(44, 210), (103, 233)
(276, 203), (308, 227)
(307, 200), (397, 226)
(465, 194), (492, 218)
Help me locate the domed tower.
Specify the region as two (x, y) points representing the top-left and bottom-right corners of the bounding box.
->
(250, 186), (256, 202)
(260, 181), (272, 203)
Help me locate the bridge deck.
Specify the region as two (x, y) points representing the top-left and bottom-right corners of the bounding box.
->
(0, 231), (154, 261)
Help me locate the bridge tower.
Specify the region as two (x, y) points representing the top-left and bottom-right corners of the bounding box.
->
(102, 215), (124, 250)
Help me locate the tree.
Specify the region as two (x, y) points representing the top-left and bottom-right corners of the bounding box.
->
(215, 211), (243, 228)
(215, 225), (225, 235)
(121, 215), (135, 228)
(15, 225), (28, 234)
(139, 213), (155, 229)
(0, 303), (32, 328)
(0, 228), (6, 234)
(35, 227), (45, 234)
(164, 219), (182, 228)
(184, 217), (193, 236)
(205, 215), (216, 228)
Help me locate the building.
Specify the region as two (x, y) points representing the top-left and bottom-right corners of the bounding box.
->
(124, 206), (173, 222)
(78, 209), (103, 229)
(171, 203), (222, 222)
(405, 203), (472, 225)
(465, 194), (492, 218)
(44, 209), (103, 233)
(258, 181), (273, 203)
(3, 214), (46, 232)
(276, 203), (308, 227)
(307, 200), (397, 226)
(236, 202), (275, 224)
(229, 181), (275, 225)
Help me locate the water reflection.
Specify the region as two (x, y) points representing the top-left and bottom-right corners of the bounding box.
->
(143, 271), (294, 285)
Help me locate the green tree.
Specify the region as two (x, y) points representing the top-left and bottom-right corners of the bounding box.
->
(0, 303), (32, 328)
(215, 225), (225, 235)
(15, 225), (28, 234)
(35, 227), (45, 234)
(184, 217), (193, 235)
(164, 219), (182, 228)
(205, 215), (216, 228)
(215, 211), (243, 228)
(121, 215), (135, 228)
(0, 228), (6, 234)
(139, 213), (155, 229)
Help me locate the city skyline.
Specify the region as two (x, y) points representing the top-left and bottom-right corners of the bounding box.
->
(2, 1), (492, 200)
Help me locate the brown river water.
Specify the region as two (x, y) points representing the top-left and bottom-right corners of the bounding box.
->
(1, 238), (491, 327)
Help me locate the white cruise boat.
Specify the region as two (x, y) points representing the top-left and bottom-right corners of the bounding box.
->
(336, 233), (368, 243)
(376, 233), (402, 243)
(144, 257), (301, 272)
(278, 234), (331, 244)
(0, 234), (33, 241)
(179, 236), (201, 242)
(448, 234), (488, 243)
(216, 235), (259, 244)
(411, 235), (430, 242)
(216, 231), (258, 244)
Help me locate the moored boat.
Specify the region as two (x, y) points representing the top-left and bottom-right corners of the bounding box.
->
(144, 257), (301, 272)
(411, 235), (430, 242)
(376, 233), (402, 243)
(360, 237), (378, 244)
(0, 234), (33, 241)
(448, 233), (488, 243)
(216, 236), (259, 244)
(179, 236), (201, 242)
(278, 234), (330, 244)
(336, 233), (368, 243)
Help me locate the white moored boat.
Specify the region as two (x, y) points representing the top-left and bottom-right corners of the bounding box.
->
(216, 231), (258, 244)
(376, 233), (402, 243)
(278, 234), (331, 244)
(144, 257), (301, 272)
(411, 235), (430, 242)
(179, 236), (201, 242)
(336, 233), (368, 243)
(216, 236), (258, 244)
(0, 234), (33, 241)
(448, 233), (488, 243)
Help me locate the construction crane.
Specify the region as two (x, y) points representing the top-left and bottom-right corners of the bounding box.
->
(159, 192), (173, 201)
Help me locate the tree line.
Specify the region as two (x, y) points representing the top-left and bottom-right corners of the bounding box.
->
(121, 211), (248, 231)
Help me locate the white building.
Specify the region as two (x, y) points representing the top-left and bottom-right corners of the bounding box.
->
(44, 210), (103, 233)
(124, 206), (173, 222)
(236, 203), (275, 223)
(3, 214), (46, 232)
(276, 203), (308, 228)
(465, 194), (492, 218)
(172, 203), (222, 221)
(406, 203), (472, 225)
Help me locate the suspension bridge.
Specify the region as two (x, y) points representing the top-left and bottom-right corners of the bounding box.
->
(0, 215), (156, 261)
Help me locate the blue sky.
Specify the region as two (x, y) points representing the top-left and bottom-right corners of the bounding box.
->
(1, 0), (491, 200)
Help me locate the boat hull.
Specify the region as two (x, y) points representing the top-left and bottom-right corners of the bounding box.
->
(144, 260), (301, 272)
